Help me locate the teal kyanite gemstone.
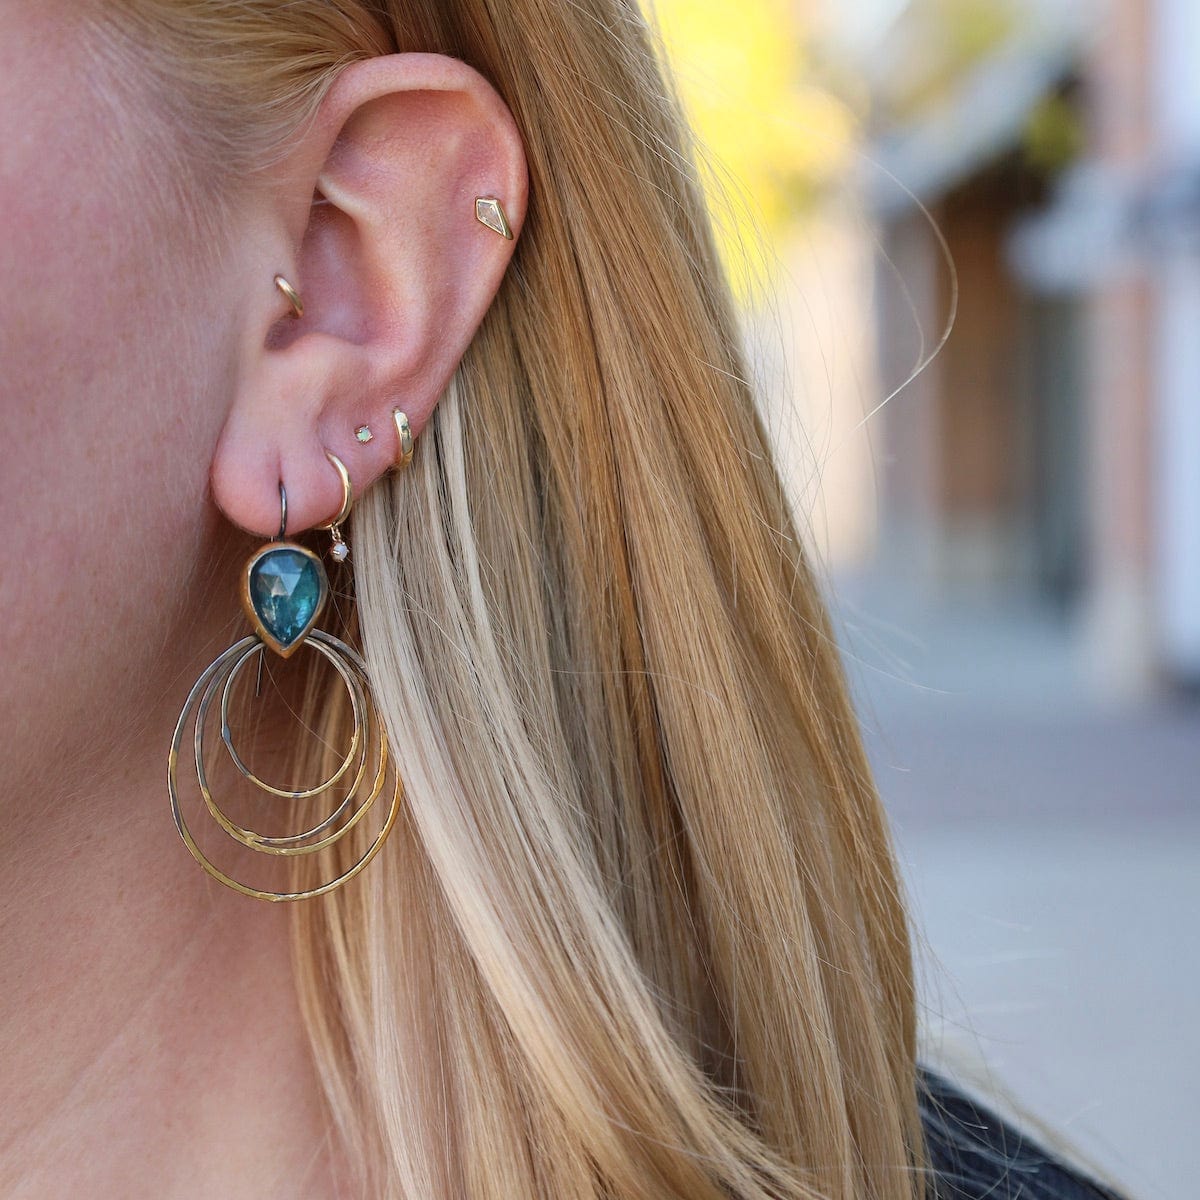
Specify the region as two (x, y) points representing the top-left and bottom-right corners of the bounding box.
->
(248, 547), (324, 651)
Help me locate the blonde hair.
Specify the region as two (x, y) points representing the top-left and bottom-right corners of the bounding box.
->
(94, 2), (938, 1196)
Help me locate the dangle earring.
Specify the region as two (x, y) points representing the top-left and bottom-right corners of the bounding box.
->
(317, 449), (354, 563)
(167, 463), (401, 902)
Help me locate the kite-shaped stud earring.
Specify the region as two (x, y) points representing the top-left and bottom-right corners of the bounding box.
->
(475, 195), (513, 239)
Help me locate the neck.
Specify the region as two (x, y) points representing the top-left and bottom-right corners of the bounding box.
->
(0, 645), (344, 1197)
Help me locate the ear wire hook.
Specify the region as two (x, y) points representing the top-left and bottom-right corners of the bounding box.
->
(277, 481), (288, 540)
(259, 480), (289, 698)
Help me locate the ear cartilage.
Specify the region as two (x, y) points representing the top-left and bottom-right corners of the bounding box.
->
(475, 196), (513, 239)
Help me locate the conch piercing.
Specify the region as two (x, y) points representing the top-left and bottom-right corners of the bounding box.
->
(354, 424), (373, 444)
(167, 480), (400, 902)
(273, 273), (303, 318)
(391, 409), (414, 470)
(474, 195), (513, 239)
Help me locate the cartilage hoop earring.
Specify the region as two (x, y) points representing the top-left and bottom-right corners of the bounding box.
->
(391, 409), (414, 470)
(167, 481), (400, 901)
(274, 273), (304, 319)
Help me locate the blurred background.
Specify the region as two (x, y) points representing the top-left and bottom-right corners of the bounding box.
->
(646, 1), (1199, 1197)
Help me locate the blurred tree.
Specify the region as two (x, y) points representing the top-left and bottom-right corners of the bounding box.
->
(1022, 91), (1085, 175)
(642, 0), (858, 297)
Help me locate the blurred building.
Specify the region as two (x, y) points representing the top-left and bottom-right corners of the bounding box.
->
(826, 0), (1200, 698)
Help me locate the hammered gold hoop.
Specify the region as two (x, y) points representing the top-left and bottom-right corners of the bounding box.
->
(168, 631), (400, 902)
(220, 637), (365, 798)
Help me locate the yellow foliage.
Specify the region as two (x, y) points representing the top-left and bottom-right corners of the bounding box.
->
(643, 0), (857, 297)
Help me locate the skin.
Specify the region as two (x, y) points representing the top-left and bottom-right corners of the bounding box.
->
(0, 3), (527, 1195)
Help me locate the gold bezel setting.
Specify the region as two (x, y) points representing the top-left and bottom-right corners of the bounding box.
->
(475, 195), (513, 239)
(240, 541), (330, 658)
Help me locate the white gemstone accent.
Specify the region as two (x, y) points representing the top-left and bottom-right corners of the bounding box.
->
(330, 540), (350, 563)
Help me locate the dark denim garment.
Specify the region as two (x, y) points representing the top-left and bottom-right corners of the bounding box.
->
(917, 1065), (1132, 1200)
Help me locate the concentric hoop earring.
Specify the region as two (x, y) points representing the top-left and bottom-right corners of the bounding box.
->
(167, 480), (401, 902)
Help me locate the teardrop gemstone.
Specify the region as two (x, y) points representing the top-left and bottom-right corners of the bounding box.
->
(244, 545), (327, 655)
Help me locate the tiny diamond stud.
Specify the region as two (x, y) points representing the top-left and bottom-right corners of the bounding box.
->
(354, 424), (373, 444)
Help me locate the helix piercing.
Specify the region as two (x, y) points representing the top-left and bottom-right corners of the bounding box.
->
(474, 196), (513, 240)
(391, 409), (414, 470)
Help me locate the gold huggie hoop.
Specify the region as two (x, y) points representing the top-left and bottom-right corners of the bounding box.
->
(274, 274), (304, 319)
(391, 409), (414, 470)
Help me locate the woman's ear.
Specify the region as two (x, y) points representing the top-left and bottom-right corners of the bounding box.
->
(212, 52), (527, 537)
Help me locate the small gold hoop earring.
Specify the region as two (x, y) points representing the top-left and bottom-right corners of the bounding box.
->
(274, 274), (304, 319)
(316, 450), (353, 562)
(391, 409), (414, 470)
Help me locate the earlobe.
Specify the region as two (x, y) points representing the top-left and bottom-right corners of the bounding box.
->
(210, 52), (528, 540)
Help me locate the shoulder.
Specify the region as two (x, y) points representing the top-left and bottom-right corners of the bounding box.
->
(916, 1064), (1131, 1200)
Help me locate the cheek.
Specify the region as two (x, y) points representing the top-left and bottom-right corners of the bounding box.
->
(0, 12), (236, 790)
